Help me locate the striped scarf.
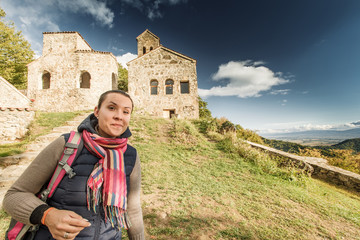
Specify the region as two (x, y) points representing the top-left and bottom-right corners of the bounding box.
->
(82, 130), (131, 229)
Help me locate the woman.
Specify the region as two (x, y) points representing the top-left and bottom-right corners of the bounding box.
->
(4, 90), (145, 240)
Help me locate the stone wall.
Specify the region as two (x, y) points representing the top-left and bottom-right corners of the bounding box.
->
(42, 31), (91, 56)
(246, 141), (360, 192)
(128, 46), (199, 119)
(27, 32), (118, 112)
(0, 108), (35, 143)
(0, 76), (34, 143)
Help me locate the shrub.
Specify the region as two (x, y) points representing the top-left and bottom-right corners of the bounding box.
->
(219, 120), (236, 134)
(236, 128), (264, 144)
(194, 118), (219, 134)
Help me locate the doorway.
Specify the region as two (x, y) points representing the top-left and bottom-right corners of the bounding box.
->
(163, 109), (177, 119)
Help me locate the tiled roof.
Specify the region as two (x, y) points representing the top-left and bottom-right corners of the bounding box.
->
(0, 107), (33, 111)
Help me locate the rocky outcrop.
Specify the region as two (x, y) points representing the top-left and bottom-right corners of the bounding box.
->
(247, 141), (360, 192)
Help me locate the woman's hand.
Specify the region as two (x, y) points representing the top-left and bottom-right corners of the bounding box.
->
(44, 208), (91, 240)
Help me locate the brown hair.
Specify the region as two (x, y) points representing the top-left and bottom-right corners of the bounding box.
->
(97, 90), (134, 112)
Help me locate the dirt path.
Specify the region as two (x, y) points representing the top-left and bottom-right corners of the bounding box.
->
(0, 113), (90, 207)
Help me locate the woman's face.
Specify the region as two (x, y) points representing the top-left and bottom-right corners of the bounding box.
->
(94, 93), (133, 138)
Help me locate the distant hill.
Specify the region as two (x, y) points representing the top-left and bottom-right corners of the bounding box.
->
(263, 137), (360, 155)
(260, 127), (360, 146)
(262, 138), (305, 154)
(331, 138), (360, 153)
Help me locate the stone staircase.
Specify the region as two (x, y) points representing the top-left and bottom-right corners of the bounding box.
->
(0, 113), (90, 207)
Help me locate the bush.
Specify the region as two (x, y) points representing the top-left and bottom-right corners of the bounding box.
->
(236, 128), (264, 144)
(219, 120), (236, 134)
(194, 119), (219, 134)
(216, 135), (237, 154)
(170, 119), (205, 146)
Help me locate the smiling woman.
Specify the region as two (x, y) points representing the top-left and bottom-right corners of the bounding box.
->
(94, 91), (133, 138)
(3, 90), (145, 240)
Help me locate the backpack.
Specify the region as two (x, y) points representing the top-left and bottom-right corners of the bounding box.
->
(5, 131), (83, 240)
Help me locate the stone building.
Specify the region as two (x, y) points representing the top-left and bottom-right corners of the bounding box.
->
(127, 30), (199, 119)
(0, 76), (34, 143)
(27, 32), (118, 112)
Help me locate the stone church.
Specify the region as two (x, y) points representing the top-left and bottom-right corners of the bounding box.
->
(27, 32), (118, 112)
(127, 30), (199, 119)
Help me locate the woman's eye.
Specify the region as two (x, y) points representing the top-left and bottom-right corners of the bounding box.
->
(108, 106), (115, 110)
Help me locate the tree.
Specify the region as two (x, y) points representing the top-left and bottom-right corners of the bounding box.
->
(198, 96), (212, 119)
(118, 64), (128, 91)
(0, 7), (34, 89)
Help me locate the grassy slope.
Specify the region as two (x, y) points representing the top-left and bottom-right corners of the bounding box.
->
(130, 115), (360, 240)
(1, 114), (360, 240)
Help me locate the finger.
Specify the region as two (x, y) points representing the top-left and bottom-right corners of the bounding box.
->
(53, 229), (82, 240)
(67, 217), (91, 228)
(67, 211), (84, 220)
(60, 231), (80, 240)
(61, 224), (87, 234)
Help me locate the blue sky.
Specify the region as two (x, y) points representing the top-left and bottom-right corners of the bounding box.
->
(2, 0), (360, 134)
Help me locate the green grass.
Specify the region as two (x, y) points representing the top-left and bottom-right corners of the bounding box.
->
(0, 209), (11, 238)
(0, 111), (89, 158)
(130, 116), (360, 240)
(2, 114), (360, 240)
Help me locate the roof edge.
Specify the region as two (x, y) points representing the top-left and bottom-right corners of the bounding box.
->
(43, 31), (93, 50)
(0, 76), (31, 105)
(127, 45), (196, 65)
(136, 29), (160, 41)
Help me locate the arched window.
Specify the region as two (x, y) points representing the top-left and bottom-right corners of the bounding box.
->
(143, 47), (146, 55)
(165, 79), (174, 95)
(150, 79), (158, 95)
(42, 71), (50, 89)
(112, 73), (117, 90)
(150, 46), (153, 51)
(80, 71), (91, 88)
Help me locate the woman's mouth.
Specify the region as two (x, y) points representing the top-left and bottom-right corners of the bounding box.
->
(111, 124), (123, 128)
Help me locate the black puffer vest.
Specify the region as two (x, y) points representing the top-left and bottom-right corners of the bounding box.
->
(34, 114), (137, 240)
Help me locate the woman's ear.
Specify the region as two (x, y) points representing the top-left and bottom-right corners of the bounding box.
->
(94, 106), (99, 118)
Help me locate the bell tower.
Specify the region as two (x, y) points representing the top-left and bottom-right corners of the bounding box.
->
(136, 29), (160, 57)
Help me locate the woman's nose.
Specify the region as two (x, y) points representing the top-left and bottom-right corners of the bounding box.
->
(114, 110), (123, 119)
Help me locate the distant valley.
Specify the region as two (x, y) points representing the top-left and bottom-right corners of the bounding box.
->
(260, 127), (360, 146)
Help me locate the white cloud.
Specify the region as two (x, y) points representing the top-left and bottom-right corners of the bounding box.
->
(270, 89), (290, 95)
(58, 0), (114, 28)
(116, 52), (138, 68)
(1, 0), (115, 55)
(147, 1), (163, 20)
(281, 99), (287, 106)
(2, 0), (61, 55)
(198, 60), (290, 98)
(259, 121), (360, 134)
(122, 0), (144, 10)
(122, 0), (188, 20)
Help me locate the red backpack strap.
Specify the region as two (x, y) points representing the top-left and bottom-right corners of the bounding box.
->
(40, 131), (82, 201)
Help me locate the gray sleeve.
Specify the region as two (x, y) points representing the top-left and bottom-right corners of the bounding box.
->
(127, 153), (145, 240)
(3, 136), (65, 225)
